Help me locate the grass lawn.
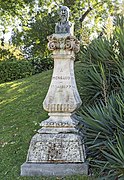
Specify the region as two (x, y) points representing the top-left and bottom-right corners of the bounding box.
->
(0, 62), (91, 180)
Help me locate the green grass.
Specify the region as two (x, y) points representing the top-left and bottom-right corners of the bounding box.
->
(0, 62), (90, 180)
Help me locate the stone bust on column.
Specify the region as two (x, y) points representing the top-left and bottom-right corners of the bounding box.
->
(21, 5), (88, 177)
(55, 6), (72, 34)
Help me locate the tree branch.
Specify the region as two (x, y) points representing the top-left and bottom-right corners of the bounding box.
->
(79, 0), (108, 23)
(79, 6), (93, 22)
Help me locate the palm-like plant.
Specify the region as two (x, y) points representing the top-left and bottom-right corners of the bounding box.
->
(80, 93), (124, 178)
(79, 16), (124, 179)
(101, 132), (124, 179)
(79, 16), (124, 108)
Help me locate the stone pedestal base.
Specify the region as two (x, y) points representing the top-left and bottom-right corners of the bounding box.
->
(21, 163), (88, 176)
(20, 114), (88, 176)
(25, 132), (85, 163)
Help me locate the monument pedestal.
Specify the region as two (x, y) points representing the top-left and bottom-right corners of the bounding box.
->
(21, 34), (88, 176)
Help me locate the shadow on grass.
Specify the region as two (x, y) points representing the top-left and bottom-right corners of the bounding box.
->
(0, 71), (52, 179)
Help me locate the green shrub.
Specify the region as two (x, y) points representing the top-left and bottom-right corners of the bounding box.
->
(79, 16), (124, 107)
(78, 16), (124, 179)
(31, 56), (53, 73)
(0, 60), (35, 83)
(79, 93), (124, 179)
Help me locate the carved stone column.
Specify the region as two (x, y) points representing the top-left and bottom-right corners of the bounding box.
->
(43, 34), (81, 114)
(21, 34), (88, 176)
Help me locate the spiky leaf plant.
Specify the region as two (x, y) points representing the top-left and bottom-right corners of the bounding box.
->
(79, 16), (124, 179)
(101, 132), (124, 179)
(80, 93), (124, 178)
(79, 16), (124, 107)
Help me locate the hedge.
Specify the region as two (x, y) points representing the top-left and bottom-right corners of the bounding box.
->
(31, 57), (53, 73)
(0, 61), (35, 83)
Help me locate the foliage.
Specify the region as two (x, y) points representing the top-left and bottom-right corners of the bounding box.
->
(101, 132), (124, 179)
(0, 44), (23, 61)
(1, 0), (121, 62)
(0, 60), (35, 83)
(12, 12), (58, 59)
(0, 43), (53, 83)
(80, 93), (124, 179)
(78, 16), (124, 179)
(78, 16), (124, 107)
(0, 0), (34, 17)
(31, 56), (53, 73)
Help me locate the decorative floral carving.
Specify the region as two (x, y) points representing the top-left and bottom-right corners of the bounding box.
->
(47, 34), (80, 53)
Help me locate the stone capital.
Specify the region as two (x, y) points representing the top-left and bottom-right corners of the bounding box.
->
(47, 34), (80, 53)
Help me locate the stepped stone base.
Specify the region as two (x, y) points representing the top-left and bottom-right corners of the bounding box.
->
(21, 163), (88, 176)
(20, 114), (88, 176)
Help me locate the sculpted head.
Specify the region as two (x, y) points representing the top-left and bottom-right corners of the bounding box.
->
(55, 5), (72, 34)
(59, 6), (70, 22)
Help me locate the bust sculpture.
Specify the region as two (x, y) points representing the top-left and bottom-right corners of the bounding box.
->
(55, 6), (72, 34)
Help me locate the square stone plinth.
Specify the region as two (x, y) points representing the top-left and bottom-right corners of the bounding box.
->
(21, 162), (88, 176)
(25, 133), (85, 163)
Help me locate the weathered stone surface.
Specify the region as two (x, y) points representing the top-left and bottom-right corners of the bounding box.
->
(21, 10), (88, 176)
(47, 34), (80, 52)
(21, 163), (88, 176)
(43, 34), (81, 114)
(38, 113), (79, 133)
(27, 133), (85, 163)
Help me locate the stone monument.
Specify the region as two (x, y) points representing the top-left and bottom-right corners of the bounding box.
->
(21, 5), (88, 176)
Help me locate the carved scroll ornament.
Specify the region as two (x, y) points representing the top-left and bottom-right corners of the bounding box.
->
(47, 35), (80, 53)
